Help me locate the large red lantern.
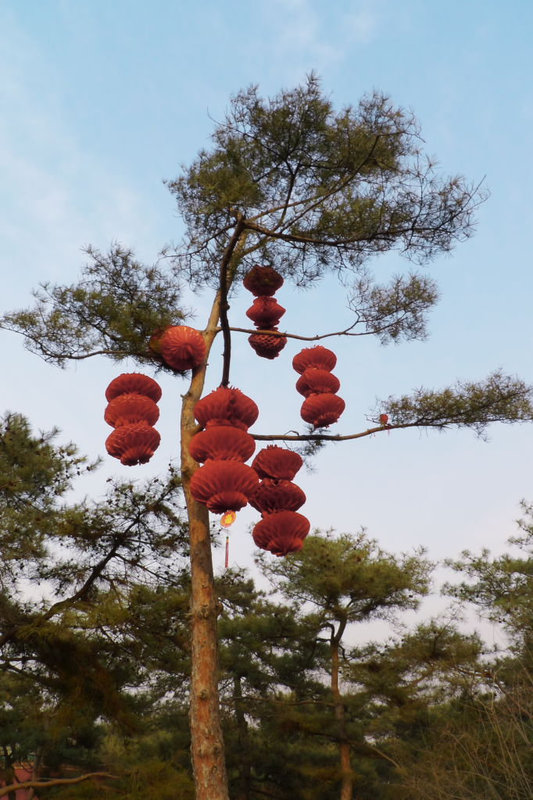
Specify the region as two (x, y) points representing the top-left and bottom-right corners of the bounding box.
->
(190, 461), (259, 513)
(156, 325), (206, 372)
(194, 387), (259, 431)
(246, 297), (286, 329)
(292, 346), (337, 374)
(252, 446), (303, 480)
(243, 265), (284, 296)
(248, 332), (287, 359)
(301, 393), (346, 427)
(252, 511), (310, 556)
(105, 423), (161, 466)
(295, 368), (340, 397)
(105, 373), (162, 403)
(249, 479), (306, 514)
(104, 394), (160, 428)
(189, 426), (255, 463)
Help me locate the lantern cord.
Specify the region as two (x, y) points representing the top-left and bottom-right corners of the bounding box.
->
(225, 535), (230, 570)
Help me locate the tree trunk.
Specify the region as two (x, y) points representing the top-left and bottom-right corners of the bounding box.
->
(181, 291), (230, 800)
(331, 632), (353, 800)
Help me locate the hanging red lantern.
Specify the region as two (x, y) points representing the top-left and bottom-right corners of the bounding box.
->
(252, 510), (310, 556)
(194, 387), (259, 431)
(292, 346), (337, 374)
(243, 265), (284, 297)
(248, 332), (287, 359)
(246, 297), (286, 329)
(156, 325), (207, 372)
(188, 426), (255, 463)
(104, 394), (159, 428)
(301, 394), (345, 427)
(379, 413), (389, 426)
(249, 479), (306, 514)
(252, 446), (303, 480)
(105, 373), (162, 403)
(295, 368), (341, 397)
(190, 460), (259, 513)
(105, 423), (161, 466)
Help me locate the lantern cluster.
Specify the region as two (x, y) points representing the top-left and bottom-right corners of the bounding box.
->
(293, 346), (345, 428)
(189, 387), (260, 514)
(104, 373), (162, 465)
(150, 325), (206, 372)
(243, 266), (287, 360)
(250, 445), (310, 557)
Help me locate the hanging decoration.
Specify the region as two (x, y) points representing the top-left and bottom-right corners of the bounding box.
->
(252, 445), (303, 480)
(249, 478), (306, 514)
(243, 265), (287, 359)
(252, 511), (311, 557)
(293, 346), (345, 428)
(188, 426), (255, 463)
(104, 373), (162, 466)
(151, 325), (207, 372)
(194, 387), (259, 431)
(189, 460), (259, 514)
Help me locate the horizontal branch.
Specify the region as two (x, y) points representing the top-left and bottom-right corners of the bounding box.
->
(252, 424), (408, 442)
(0, 772), (116, 798)
(228, 324), (359, 341)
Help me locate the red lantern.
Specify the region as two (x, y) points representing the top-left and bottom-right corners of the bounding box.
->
(249, 479), (306, 514)
(252, 446), (303, 480)
(188, 426), (256, 463)
(105, 373), (162, 403)
(243, 265), (284, 297)
(157, 325), (206, 371)
(190, 461), (259, 513)
(379, 413), (389, 426)
(246, 297), (286, 329)
(252, 511), (310, 556)
(248, 332), (287, 359)
(295, 368), (341, 397)
(194, 387), (259, 431)
(105, 423), (161, 466)
(301, 394), (345, 427)
(104, 394), (159, 428)
(292, 346), (337, 374)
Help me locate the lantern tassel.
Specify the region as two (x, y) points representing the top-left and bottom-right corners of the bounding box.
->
(225, 535), (229, 569)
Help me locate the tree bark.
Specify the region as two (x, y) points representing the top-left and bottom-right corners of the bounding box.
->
(331, 630), (353, 800)
(233, 674), (252, 800)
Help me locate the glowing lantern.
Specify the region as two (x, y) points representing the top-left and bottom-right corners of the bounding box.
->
(105, 423), (161, 466)
(156, 325), (207, 372)
(295, 368), (340, 397)
(105, 373), (162, 403)
(190, 460), (259, 513)
(252, 446), (303, 480)
(188, 426), (255, 463)
(301, 394), (345, 428)
(246, 297), (286, 329)
(220, 510), (237, 528)
(104, 394), (159, 428)
(292, 346), (337, 374)
(243, 265), (284, 297)
(194, 387), (259, 431)
(252, 510), (310, 556)
(248, 332), (287, 359)
(250, 479), (306, 514)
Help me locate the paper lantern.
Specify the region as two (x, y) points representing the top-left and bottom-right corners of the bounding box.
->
(301, 394), (345, 427)
(252, 511), (310, 556)
(292, 346), (337, 374)
(249, 479), (306, 514)
(105, 423), (161, 466)
(194, 387), (259, 431)
(252, 446), (303, 480)
(248, 332), (287, 359)
(105, 373), (162, 403)
(188, 426), (255, 463)
(104, 394), (159, 428)
(157, 325), (206, 371)
(295, 368), (341, 397)
(246, 296), (286, 329)
(243, 265), (284, 297)
(190, 460), (259, 513)
(379, 413), (389, 426)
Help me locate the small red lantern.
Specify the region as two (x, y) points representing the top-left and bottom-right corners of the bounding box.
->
(243, 265), (284, 297)
(252, 446), (303, 480)
(246, 297), (286, 329)
(190, 460), (259, 513)
(292, 346), (337, 374)
(105, 373), (162, 403)
(252, 510), (310, 556)
(295, 368), (341, 397)
(379, 413), (389, 426)
(105, 423), (161, 466)
(249, 479), (306, 514)
(194, 387), (259, 431)
(157, 325), (206, 372)
(189, 426), (255, 463)
(104, 394), (159, 428)
(300, 394), (345, 428)
(248, 332), (287, 359)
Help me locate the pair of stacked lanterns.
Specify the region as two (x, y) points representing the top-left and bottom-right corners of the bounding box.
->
(104, 265), (345, 556)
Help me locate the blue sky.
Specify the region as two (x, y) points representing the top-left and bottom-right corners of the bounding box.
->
(1, 1), (533, 596)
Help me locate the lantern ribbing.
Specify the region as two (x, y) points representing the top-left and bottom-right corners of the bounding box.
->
(293, 346), (345, 429)
(104, 374), (162, 466)
(243, 266), (287, 360)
